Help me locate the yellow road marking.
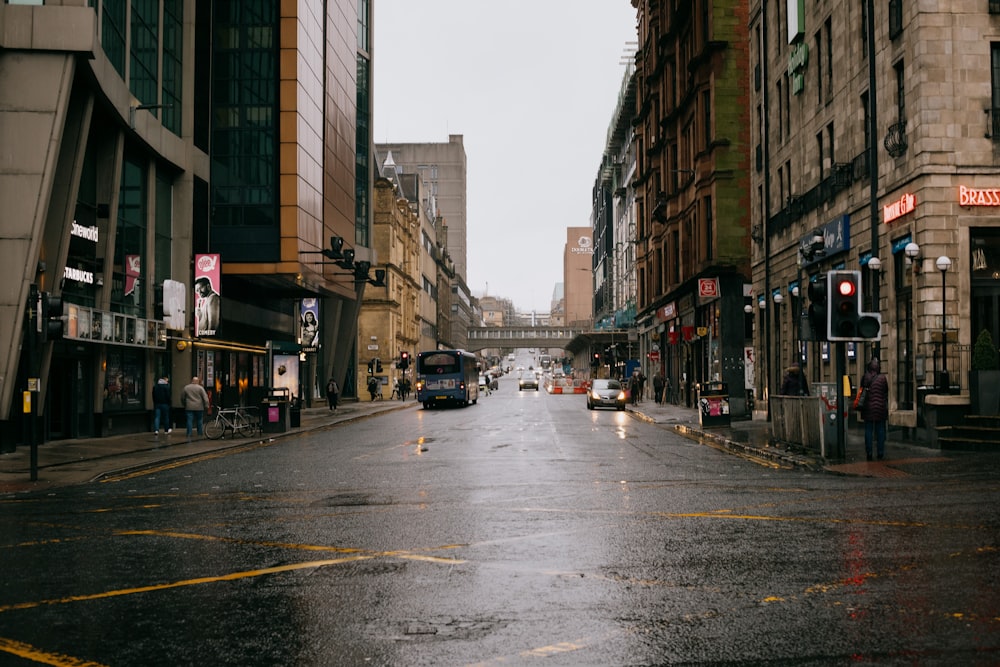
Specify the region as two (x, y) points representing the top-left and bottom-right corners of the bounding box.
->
(0, 637), (108, 666)
(0, 557), (374, 613)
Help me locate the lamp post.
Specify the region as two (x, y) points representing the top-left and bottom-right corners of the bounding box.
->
(868, 256), (882, 358)
(773, 292), (784, 386)
(936, 255), (952, 393)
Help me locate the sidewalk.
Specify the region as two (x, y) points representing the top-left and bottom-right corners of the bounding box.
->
(623, 397), (985, 478)
(0, 398), (416, 495)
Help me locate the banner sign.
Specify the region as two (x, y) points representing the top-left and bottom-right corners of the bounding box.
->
(300, 298), (320, 348)
(194, 254), (221, 337)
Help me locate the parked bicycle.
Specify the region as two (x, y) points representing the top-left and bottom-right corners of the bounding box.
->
(205, 406), (256, 440)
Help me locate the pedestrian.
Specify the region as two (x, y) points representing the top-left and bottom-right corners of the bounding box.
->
(367, 375), (380, 401)
(181, 376), (211, 437)
(652, 372), (664, 404)
(859, 357), (889, 461)
(780, 362), (810, 396)
(152, 375), (172, 434)
(325, 377), (339, 410)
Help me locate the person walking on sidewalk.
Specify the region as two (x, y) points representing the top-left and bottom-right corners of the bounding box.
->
(652, 371), (664, 404)
(780, 362), (810, 396)
(325, 377), (339, 411)
(859, 357), (889, 461)
(152, 375), (172, 434)
(182, 376), (211, 438)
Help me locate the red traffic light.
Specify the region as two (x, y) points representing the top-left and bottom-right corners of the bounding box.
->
(836, 279), (856, 298)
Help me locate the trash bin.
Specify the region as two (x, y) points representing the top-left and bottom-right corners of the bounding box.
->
(697, 381), (731, 428)
(261, 387), (290, 434)
(289, 397), (301, 428)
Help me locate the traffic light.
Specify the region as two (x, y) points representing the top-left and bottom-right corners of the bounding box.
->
(40, 292), (64, 341)
(806, 274), (829, 342)
(375, 357), (383, 373)
(591, 352), (600, 368)
(399, 351), (409, 370)
(828, 271), (860, 341)
(827, 270), (882, 341)
(368, 359), (374, 374)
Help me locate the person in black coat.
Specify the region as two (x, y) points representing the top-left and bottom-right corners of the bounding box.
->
(860, 357), (889, 460)
(780, 362), (809, 396)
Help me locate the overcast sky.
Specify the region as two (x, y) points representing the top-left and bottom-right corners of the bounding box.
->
(373, 1), (638, 314)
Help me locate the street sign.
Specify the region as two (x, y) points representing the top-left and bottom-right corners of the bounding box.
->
(649, 351), (660, 362)
(698, 278), (719, 299)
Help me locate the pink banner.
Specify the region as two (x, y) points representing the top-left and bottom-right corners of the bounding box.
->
(194, 254), (221, 337)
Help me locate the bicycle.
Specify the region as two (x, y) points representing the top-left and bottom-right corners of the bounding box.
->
(205, 406), (254, 440)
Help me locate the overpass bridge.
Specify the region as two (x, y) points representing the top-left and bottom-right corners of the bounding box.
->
(465, 326), (582, 352)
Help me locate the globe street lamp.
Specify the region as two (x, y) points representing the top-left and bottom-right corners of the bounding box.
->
(936, 255), (952, 393)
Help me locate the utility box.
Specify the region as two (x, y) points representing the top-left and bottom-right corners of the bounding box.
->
(698, 381), (730, 428)
(261, 387), (290, 434)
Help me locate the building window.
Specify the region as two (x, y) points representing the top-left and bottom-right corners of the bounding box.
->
(815, 28), (823, 106)
(211, 1), (278, 242)
(702, 90), (712, 148)
(357, 0), (369, 53)
(825, 18), (833, 104)
(860, 0), (869, 58)
(895, 60), (906, 121)
(992, 44), (1000, 139)
(112, 154), (147, 318)
(704, 196), (714, 261)
(130, 0), (159, 107)
(356, 53), (371, 248)
(101, 0), (127, 78)
(162, 0), (183, 135)
(888, 0), (903, 40)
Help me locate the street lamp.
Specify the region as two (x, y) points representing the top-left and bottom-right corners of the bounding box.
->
(905, 242), (921, 271)
(936, 255), (952, 393)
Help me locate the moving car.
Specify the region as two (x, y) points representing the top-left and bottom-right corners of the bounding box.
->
(518, 370), (539, 391)
(587, 378), (626, 410)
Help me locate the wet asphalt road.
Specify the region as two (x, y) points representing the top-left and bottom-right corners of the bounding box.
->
(1, 377), (999, 666)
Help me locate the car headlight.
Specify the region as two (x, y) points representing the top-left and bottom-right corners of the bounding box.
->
(591, 390), (600, 399)
(617, 391), (626, 400)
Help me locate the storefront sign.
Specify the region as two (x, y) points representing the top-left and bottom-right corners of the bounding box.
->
(698, 278), (719, 299)
(657, 302), (677, 322)
(71, 221), (99, 242)
(63, 266), (94, 284)
(883, 192), (916, 223)
(570, 236), (594, 254)
(959, 185), (1000, 207)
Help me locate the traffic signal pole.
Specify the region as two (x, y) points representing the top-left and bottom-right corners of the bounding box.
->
(835, 342), (847, 461)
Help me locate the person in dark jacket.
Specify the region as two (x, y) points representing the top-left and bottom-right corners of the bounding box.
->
(152, 375), (172, 434)
(860, 357), (890, 460)
(779, 362), (809, 396)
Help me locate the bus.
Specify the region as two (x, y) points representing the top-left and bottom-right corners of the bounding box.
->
(415, 349), (479, 408)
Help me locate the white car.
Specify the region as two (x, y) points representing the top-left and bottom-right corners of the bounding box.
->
(518, 371), (539, 391)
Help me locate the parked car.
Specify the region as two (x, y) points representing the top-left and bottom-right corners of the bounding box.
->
(587, 378), (626, 410)
(518, 370), (539, 391)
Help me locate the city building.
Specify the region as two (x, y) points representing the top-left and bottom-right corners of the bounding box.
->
(375, 135), (472, 350)
(357, 176), (421, 398)
(630, 1), (753, 413)
(750, 1), (1000, 432)
(564, 227), (595, 328)
(378, 151), (455, 355)
(0, 0), (373, 447)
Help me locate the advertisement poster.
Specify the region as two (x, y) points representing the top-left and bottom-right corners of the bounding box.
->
(194, 254), (221, 337)
(271, 353), (300, 398)
(163, 279), (186, 330)
(125, 254), (141, 296)
(300, 298), (320, 348)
